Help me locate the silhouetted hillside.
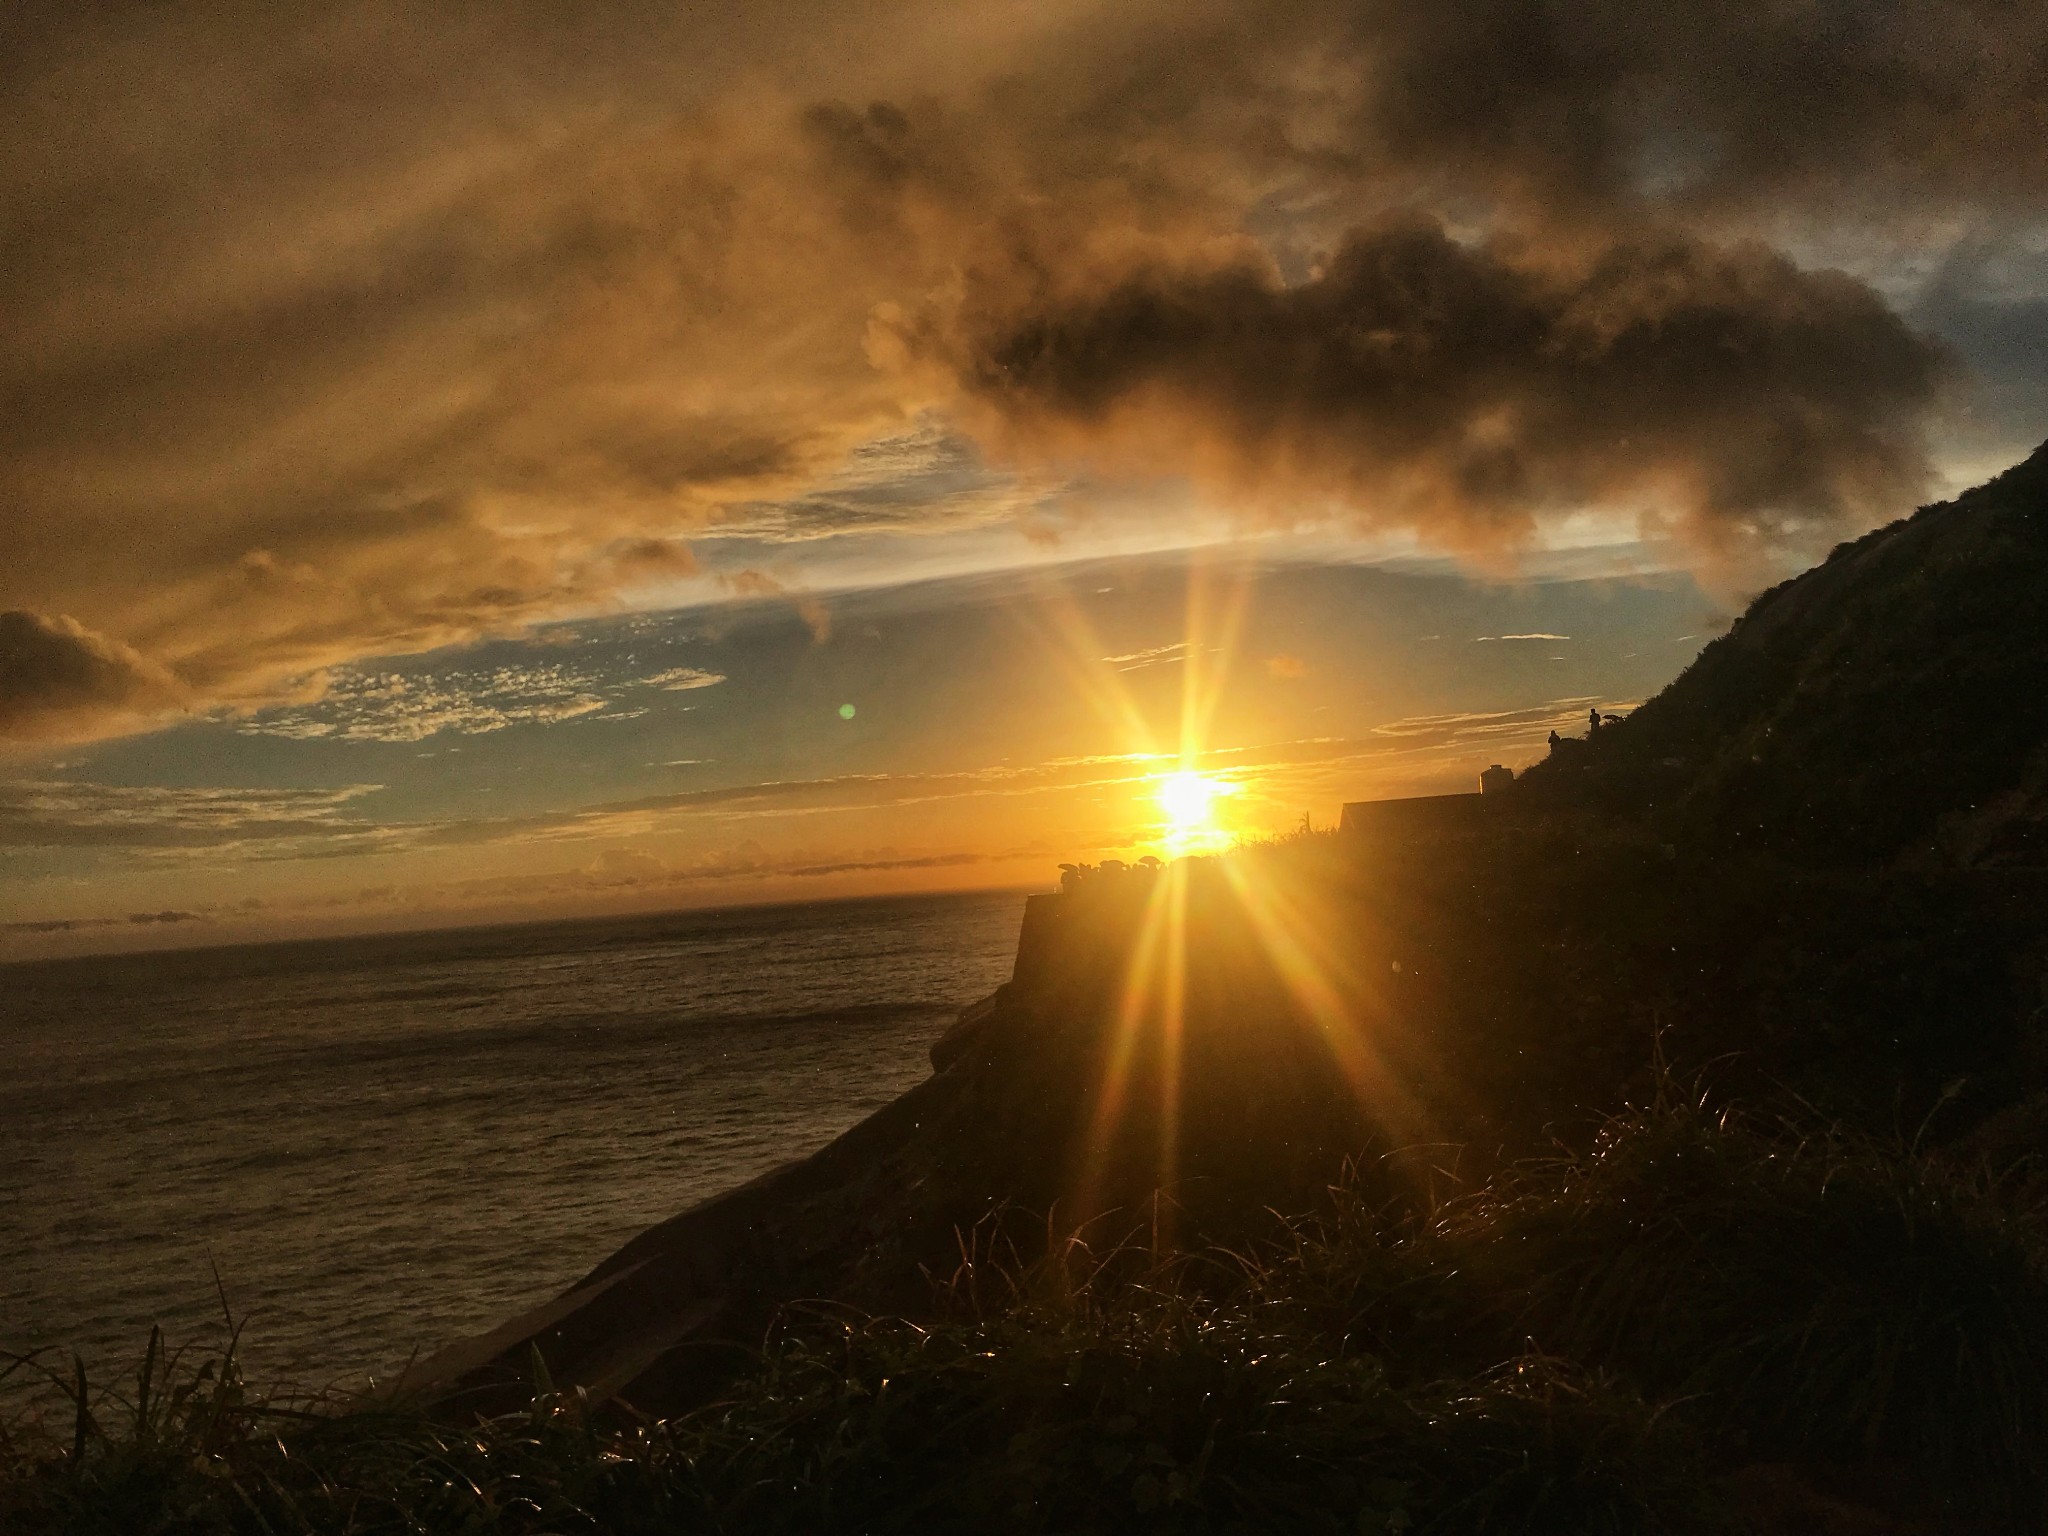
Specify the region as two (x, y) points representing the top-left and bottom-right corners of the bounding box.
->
(1524, 441), (2048, 866)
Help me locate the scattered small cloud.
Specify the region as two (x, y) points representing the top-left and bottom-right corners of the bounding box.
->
(1265, 653), (1307, 679)
(642, 667), (727, 691)
(241, 664), (612, 742)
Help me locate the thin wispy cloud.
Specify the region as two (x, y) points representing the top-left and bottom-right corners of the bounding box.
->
(1365, 702), (1607, 742)
(3, 909), (203, 936)
(0, 781), (384, 849)
(1101, 642), (1216, 672)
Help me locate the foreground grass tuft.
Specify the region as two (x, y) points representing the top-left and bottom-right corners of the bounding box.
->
(1461, 1096), (2048, 1504)
(7, 1091), (2044, 1533)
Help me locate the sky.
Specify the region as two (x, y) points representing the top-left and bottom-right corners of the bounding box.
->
(3, 0), (2045, 955)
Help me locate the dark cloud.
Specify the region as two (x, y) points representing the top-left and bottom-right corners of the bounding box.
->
(919, 216), (1949, 554)
(1912, 239), (2048, 455)
(1337, 0), (2048, 215)
(0, 611), (189, 741)
(0, 1), (2040, 741)
(983, 0), (2048, 225)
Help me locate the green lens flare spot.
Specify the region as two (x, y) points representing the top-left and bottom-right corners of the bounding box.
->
(838, 703), (857, 720)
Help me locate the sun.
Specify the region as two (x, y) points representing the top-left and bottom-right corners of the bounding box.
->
(1156, 771), (1235, 842)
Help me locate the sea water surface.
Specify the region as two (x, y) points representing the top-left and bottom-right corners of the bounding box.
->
(2, 889), (1027, 1394)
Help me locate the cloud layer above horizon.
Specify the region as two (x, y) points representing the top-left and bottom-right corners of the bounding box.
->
(3, 0), (2046, 742)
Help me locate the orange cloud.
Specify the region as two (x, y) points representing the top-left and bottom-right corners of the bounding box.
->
(0, 612), (191, 743)
(5, 1), (2032, 743)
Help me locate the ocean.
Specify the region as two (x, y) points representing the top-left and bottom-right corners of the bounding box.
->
(1, 888), (1028, 1398)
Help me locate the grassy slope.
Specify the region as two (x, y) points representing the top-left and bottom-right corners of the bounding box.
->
(1521, 440), (2048, 865)
(7, 1094), (2046, 1533)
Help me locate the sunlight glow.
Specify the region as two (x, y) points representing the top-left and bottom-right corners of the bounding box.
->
(1155, 770), (1239, 857)
(1009, 551), (1447, 1233)
(1157, 771), (1232, 834)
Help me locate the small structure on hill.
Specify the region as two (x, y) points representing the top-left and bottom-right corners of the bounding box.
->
(1480, 764), (1514, 795)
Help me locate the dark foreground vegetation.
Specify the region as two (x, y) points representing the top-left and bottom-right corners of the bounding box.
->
(9, 1086), (2047, 1534)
